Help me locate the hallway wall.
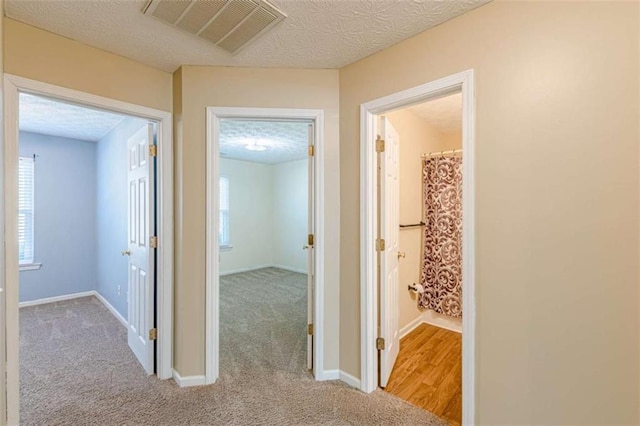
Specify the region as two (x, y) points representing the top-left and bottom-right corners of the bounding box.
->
(339, 1), (639, 423)
(173, 66), (340, 375)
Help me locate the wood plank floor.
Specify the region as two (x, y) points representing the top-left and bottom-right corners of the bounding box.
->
(384, 323), (462, 425)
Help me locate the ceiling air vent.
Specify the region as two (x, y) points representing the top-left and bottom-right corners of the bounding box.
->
(143, 0), (286, 55)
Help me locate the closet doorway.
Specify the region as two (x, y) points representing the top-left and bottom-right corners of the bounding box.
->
(359, 71), (476, 425)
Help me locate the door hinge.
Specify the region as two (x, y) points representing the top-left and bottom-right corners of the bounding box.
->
(376, 337), (385, 350)
(375, 137), (385, 153)
(308, 234), (314, 246)
(149, 145), (158, 157)
(150, 236), (158, 248)
(376, 238), (385, 251)
(308, 145), (315, 157)
(308, 324), (314, 335)
(149, 328), (157, 340)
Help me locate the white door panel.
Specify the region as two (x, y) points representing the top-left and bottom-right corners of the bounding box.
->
(127, 123), (156, 375)
(379, 116), (400, 388)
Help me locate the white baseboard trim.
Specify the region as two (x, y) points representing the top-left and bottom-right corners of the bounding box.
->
(172, 369), (206, 387)
(18, 290), (95, 308)
(93, 291), (128, 328)
(219, 264), (275, 276)
(339, 370), (361, 389)
(422, 311), (462, 334)
(272, 264), (308, 274)
(19, 290), (129, 330)
(318, 369), (340, 380)
(399, 311), (462, 341)
(220, 264), (308, 276)
(399, 315), (425, 339)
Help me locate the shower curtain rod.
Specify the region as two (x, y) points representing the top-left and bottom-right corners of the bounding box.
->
(421, 148), (462, 158)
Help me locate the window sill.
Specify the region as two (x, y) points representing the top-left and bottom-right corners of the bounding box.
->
(20, 263), (42, 271)
(220, 245), (233, 252)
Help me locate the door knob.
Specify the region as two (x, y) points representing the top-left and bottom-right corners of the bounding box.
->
(121, 250), (131, 256)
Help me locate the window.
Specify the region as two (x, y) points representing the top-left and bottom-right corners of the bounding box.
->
(219, 176), (230, 248)
(18, 157), (35, 264)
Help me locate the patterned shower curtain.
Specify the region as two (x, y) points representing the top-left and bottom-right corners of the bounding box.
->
(419, 156), (463, 318)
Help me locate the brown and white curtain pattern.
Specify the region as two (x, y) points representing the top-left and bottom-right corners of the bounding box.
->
(419, 156), (463, 318)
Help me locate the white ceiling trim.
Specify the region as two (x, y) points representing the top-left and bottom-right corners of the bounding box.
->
(6, 0), (490, 72)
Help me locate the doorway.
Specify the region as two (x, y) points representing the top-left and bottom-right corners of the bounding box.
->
(205, 107), (325, 384)
(359, 70), (476, 424)
(2, 75), (174, 425)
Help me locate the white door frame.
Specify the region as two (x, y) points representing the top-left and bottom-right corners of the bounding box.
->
(205, 107), (325, 384)
(2, 74), (174, 425)
(360, 70), (476, 424)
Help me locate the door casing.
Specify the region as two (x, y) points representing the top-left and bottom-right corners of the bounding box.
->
(1, 74), (174, 425)
(359, 70), (476, 424)
(205, 107), (326, 384)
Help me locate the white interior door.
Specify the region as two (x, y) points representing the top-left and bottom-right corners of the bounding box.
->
(126, 123), (156, 375)
(379, 116), (400, 388)
(306, 123), (315, 372)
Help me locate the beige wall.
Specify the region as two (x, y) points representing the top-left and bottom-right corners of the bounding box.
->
(339, 2), (639, 424)
(173, 66), (340, 375)
(385, 108), (461, 332)
(4, 19), (172, 112)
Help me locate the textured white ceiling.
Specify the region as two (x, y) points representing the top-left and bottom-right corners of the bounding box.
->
(220, 119), (310, 164)
(19, 93), (125, 142)
(5, 0), (489, 72)
(407, 92), (462, 134)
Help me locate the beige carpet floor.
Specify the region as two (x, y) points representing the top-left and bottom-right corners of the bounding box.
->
(20, 267), (446, 425)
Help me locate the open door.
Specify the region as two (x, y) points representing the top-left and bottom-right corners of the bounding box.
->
(379, 116), (400, 388)
(306, 123), (315, 373)
(125, 123), (156, 375)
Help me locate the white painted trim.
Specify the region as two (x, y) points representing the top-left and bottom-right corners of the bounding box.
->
(18, 289), (129, 336)
(18, 262), (42, 272)
(220, 264), (308, 276)
(219, 264), (275, 277)
(399, 313), (462, 339)
(206, 107), (325, 386)
(422, 311), (462, 334)
(271, 264), (308, 275)
(339, 370), (362, 389)
(93, 291), (128, 328)
(172, 370), (206, 387)
(320, 369), (340, 380)
(359, 70), (476, 425)
(3, 74), (174, 424)
(18, 291), (95, 308)
(399, 315), (425, 340)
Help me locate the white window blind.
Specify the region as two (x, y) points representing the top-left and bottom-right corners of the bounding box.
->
(18, 157), (35, 264)
(219, 176), (230, 247)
